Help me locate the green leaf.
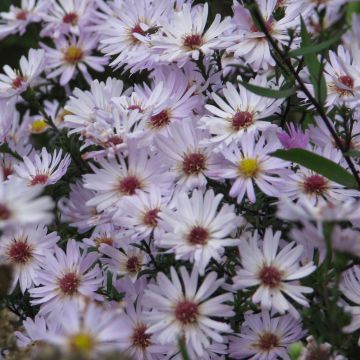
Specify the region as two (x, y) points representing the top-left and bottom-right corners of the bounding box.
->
(300, 18), (327, 105)
(271, 148), (359, 189)
(287, 31), (344, 58)
(178, 338), (192, 360)
(238, 80), (295, 99)
(346, 149), (360, 158)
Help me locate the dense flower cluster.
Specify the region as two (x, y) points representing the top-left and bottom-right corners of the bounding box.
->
(1, 0), (360, 359)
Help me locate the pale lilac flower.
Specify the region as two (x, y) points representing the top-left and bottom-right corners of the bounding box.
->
(0, 176), (53, 229)
(232, 228), (316, 315)
(14, 147), (71, 186)
(152, 3), (232, 67)
(0, 224), (59, 293)
(41, 32), (108, 86)
(144, 266), (234, 357)
(0, 48), (46, 99)
(201, 76), (281, 146)
(331, 226), (360, 257)
(0, 0), (47, 39)
(82, 223), (117, 250)
(29, 239), (103, 317)
(277, 123), (309, 149)
(229, 310), (305, 360)
(157, 189), (241, 275)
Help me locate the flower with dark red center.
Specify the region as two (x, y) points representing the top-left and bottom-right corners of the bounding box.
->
(126, 256), (141, 274)
(182, 153), (206, 175)
(16, 10), (28, 21)
(59, 272), (80, 295)
(118, 176), (142, 195)
(94, 237), (113, 248)
(231, 111), (254, 131)
(2, 167), (13, 181)
(129, 24), (146, 44)
(338, 75), (354, 89)
(128, 104), (143, 112)
(132, 324), (151, 349)
(149, 110), (170, 129)
(256, 332), (279, 352)
(303, 175), (328, 195)
(105, 136), (123, 147)
(63, 12), (78, 25)
(8, 241), (32, 264)
(183, 34), (203, 49)
(250, 19), (273, 33)
(143, 208), (159, 228)
(175, 300), (199, 325)
(12, 76), (26, 89)
(187, 226), (209, 246)
(30, 174), (49, 186)
(0, 204), (11, 221)
(258, 266), (283, 288)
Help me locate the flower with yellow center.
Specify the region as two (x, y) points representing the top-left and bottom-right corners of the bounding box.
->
(29, 119), (49, 134)
(238, 158), (260, 178)
(69, 332), (95, 354)
(64, 46), (84, 64)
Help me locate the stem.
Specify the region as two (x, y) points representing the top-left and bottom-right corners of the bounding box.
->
(245, 2), (360, 187)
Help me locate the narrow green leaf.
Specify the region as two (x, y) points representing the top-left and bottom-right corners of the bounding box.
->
(300, 18), (327, 105)
(238, 80), (295, 99)
(271, 148), (359, 189)
(287, 31), (344, 58)
(178, 338), (192, 360)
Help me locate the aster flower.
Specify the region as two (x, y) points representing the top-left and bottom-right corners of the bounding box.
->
(201, 76), (281, 146)
(154, 119), (220, 192)
(211, 133), (289, 203)
(152, 3), (232, 67)
(40, 0), (94, 38)
(0, 225), (59, 293)
(0, 176), (53, 229)
(0, 0), (47, 39)
(14, 147), (71, 186)
(43, 302), (131, 355)
(340, 265), (360, 344)
(229, 310), (305, 359)
(83, 145), (173, 213)
(144, 266), (234, 357)
(82, 224), (117, 250)
(157, 189), (241, 275)
(29, 239), (103, 317)
(232, 228), (316, 315)
(277, 123), (309, 149)
(41, 32), (108, 86)
(0, 48), (46, 99)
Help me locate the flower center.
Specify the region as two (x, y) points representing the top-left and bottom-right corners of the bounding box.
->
(30, 174), (49, 186)
(128, 104), (143, 112)
(132, 324), (151, 349)
(175, 300), (199, 325)
(8, 241), (32, 264)
(183, 34), (203, 49)
(149, 110), (170, 129)
(238, 158), (260, 178)
(94, 236), (113, 248)
(250, 19), (273, 33)
(303, 175), (328, 195)
(63, 12), (78, 25)
(118, 176), (142, 195)
(182, 153), (206, 175)
(232, 111), (254, 131)
(187, 226), (209, 246)
(258, 266), (283, 288)
(256, 332), (279, 352)
(64, 46), (84, 64)
(0, 203), (11, 220)
(30, 119), (48, 134)
(59, 272), (80, 295)
(12, 76), (26, 89)
(69, 333), (95, 353)
(2, 166), (13, 180)
(338, 75), (353, 88)
(143, 208), (159, 228)
(106, 136), (123, 147)
(126, 255), (141, 274)
(16, 10), (28, 21)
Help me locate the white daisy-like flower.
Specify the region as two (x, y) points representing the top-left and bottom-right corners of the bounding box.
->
(0, 176), (53, 229)
(201, 76), (281, 146)
(157, 189), (241, 275)
(232, 228), (316, 315)
(144, 266), (234, 357)
(212, 133), (289, 203)
(0, 224), (59, 293)
(229, 310), (305, 360)
(14, 147), (71, 186)
(29, 239), (103, 318)
(0, 48), (46, 99)
(152, 3), (231, 67)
